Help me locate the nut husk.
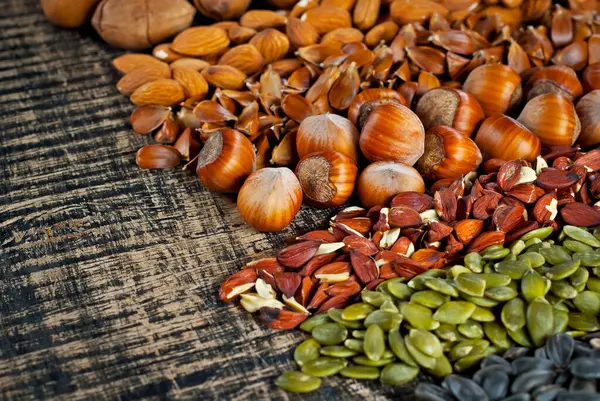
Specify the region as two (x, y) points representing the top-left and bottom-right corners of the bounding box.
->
(41, 0), (100, 28)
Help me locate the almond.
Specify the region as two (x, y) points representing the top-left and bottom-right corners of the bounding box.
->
(411, 248), (445, 270)
(301, 5), (352, 35)
(388, 206), (423, 228)
(536, 168), (581, 189)
(249, 28), (290, 64)
(240, 10), (287, 30)
(350, 250), (378, 284)
(433, 188), (457, 222)
(171, 26), (230, 57)
(170, 58), (211, 71)
(201, 65), (247, 90)
(533, 192), (558, 224)
(172, 67), (209, 101)
(561, 202), (600, 227)
(274, 272), (302, 298)
(390, 0), (448, 24)
(277, 240), (321, 268)
(316, 295), (349, 313)
(286, 16), (320, 49)
(152, 43), (183, 62)
(353, 0), (380, 31)
(321, 27), (364, 45)
(454, 219), (484, 244)
(493, 204), (525, 232)
(218, 44), (265, 75)
(112, 53), (165, 74)
(298, 253), (337, 277)
(390, 192), (433, 212)
(228, 25), (257, 45)
(468, 231), (505, 253)
(343, 235), (379, 256)
(365, 21), (399, 48)
(257, 307), (307, 330)
(117, 63), (171, 96)
(497, 160), (523, 191)
(130, 79), (185, 106)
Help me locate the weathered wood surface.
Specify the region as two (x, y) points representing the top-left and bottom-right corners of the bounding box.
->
(0, 1), (418, 400)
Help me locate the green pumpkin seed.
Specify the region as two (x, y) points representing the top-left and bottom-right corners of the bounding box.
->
(364, 310), (403, 331)
(387, 281), (414, 300)
(550, 280), (578, 299)
(525, 243), (545, 253)
(341, 303), (375, 321)
(521, 269), (547, 303)
(275, 371), (321, 393)
(300, 313), (332, 332)
(573, 291), (600, 315)
(454, 354), (486, 372)
(570, 267), (589, 287)
(471, 306), (496, 322)
(506, 327), (533, 347)
(546, 259), (580, 280)
(594, 267), (600, 277)
(361, 290), (392, 307)
(449, 339), (489, 361)
(426, 354), (453, 377)
(519, 226), (553, 242)
(455, 273), (486, 297)
(352, 330), (366, 339)
(573, 252), (600, 267)
(435, 323), (460, 342)
(527, 297), (554, 347)
(480, 273), (512, 288)
(484, 286), (518, 301)
(388, 328), (418, 367)
(501, 297), (527, 332)
(540, 246), (572, 265)
(573, 282), (587, 292)
(301, 357), (348, 377)
(518, 252), (546, 268)
(563, 239), (593, 253)
(460, 293), (500, 307)
(408, 270), (446, 290)
(465, 252), (484, 273)
(483, 263), (495, 274)
(380, 363), (420, 385)
(494, 260), (531, 279)
(564, 225), (600, 247)
(424, 278), (459, 297)
(411, 290), (449, 309)
(433, 301), (476, 324)
(525, 237), (543, 248)
(483, 321), (512, 350)
(364, 324), (385, 361)
(588, 277), (600, 292)
(344, 338), (364, 352)
(380, 299), (399, 314)
(409, 329), (443, 358)
(510, 240), (526, 256)
(312, 323), (348, 345)
(553, 307), (569, 333)
(294, 339), (321, 366)
(340, 366), (380, 380)
(328, 309), (363, 329)
(405, 335), (437, 369)
(568, 312), (600, 332)
(451, 265), (471, 277)
(353, 355), (396, 367)
(482, 247), (511, 260)
(458, 320), (484, 339)
(320, 345), (358, 358)
(400, 303), (439, 331)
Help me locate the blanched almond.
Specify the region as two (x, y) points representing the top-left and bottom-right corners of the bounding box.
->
(117, 62), (171, 96)
(130, 79), (185, 106)
(172, 67), (209, 101)
(171, 27), (230, 57)
(218, 44), (265, 75)
(201, 65), (247, 90)
(112, 53), (165, 74)
(250, 28), (290, 64)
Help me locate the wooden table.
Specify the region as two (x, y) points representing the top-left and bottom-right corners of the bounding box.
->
(0, 1), (418, 399)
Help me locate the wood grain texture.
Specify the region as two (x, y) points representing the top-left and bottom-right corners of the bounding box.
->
(0, 1), (417, 400)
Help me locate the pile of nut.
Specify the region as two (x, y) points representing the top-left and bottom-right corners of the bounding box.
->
(41, 0), (600, 232)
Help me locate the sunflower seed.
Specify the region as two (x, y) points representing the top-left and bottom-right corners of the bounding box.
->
(444, 374), (489, 401)
(473, 364), (512, 384)
(415, 382), (455, 401)
(511, 356), (556, 375)
(570, 356), (600, 379)
(569, 377), (596, 392)
(510, 370), (555, 393)
(481, 369), (509, 401)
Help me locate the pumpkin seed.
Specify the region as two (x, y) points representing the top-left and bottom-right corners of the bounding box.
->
(527, 297), (555, 347)
(410, 329), (443, 358)
(353, 355), (395, 367)
(405, 334), (437, 369)
(485, 286), (518, 301)
(482, 247), (511, 260)
(550, 280), (578, 299)
(339, 366), (380, 380)
(471, 306), (496, 322)
(352, 329), (366, 339)
(426, 354), (453, 377)
(401, 303), (439, 331)
(520, 226), (553, 242)
(563, 239), (593, 253)
(387, 280), (414, 300)
(320, 345), (358, 358)
(573, 291), (600, 315)
(300, 313), (331, 332)
(312, 322), (348, 345)
(294, 338), (321, 367)
(458, 320), (484, 339)
(380, 299), (399, 313)
(495, 260), (531, 279)
(411, 290), (450, 309)
(570, 267), (589, 288)
(408, 270), (447, 290)
(341, 303), (375, 321)
(521, 269), (546, 303)
(449, 339), (489, 361)
(525, 237), (543, 248)
(480, 273), (512, 288)
(425, 278), (459, 297)
(518, 252), (546, 268)
(433, 301), (476, 324)
(540, 246), (572, 265)
(484, 321), (512, 350)
(502, 298), (527, 332)
(456, 273), (486, 297)
(454, 354), (486, 372)
(344, 338), (364, 352)
(546, 260), (581, 280)
(275, 371), (321, 393)
(553, 307), (570, 333)
(506, 327), (533, 347)
(465, 252), (484, 273)
(587, 277), (600, 292)
(460, 293), (500, 307)
(380, 363), (420, 385)
(328, 309), (363, 329)
(361, 290), (392, 307)
(364, 324), (385, 361)
(388, 328), (418, 367)
(451, 265), (472, 277)
(301, 356), (347, 377)
(573, 252), (600, 267)
(511, 240), (526, 256)
(564, 226), (600, 247)
(364, 310), (403, 331)
(435, 323), (460, 342)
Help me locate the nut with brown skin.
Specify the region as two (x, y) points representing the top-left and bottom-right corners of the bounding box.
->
(296, 114), (359, 162)
(524, 65), (583, 102)
(92, 0), (196, 50)
(576, 90), (600, 147)
(41, 0), (100, 28)
(347, 89), (407, 130)
(356, 161), (425, 208)
(475, 115), (541, 161)
(463, 64), (522, 116)
(194, 0), (251, 21)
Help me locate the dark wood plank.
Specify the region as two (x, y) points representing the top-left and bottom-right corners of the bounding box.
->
(0, 1), (418, 399)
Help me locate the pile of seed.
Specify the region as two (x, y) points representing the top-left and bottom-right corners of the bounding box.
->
(415, 332), (600, 401)
(274, 225), (600, 393)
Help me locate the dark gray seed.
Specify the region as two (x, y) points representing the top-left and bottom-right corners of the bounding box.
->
(512, 357), (556, 375)
(504, 347), (530, 360)
(500, 393), (531, 401)
(569, 377), (597, 393)
(570, 357), (600, 379)
(481, 355), (511, 368)
(545, 333), (574, 368)
(535, 347), (549, 359)
(573, 342), (593, 358)
(511, 370), (556, 393)
(556, 392), (600, 401)
(581, 331), (600, 341)
(473, 365), (513, 385)
(415, 382), (456, 401)
(445, 375), (489, 401)
(532, 385), (564, 401)
(482, 370), (509, 401)
(554, 370), (572, 387)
